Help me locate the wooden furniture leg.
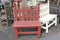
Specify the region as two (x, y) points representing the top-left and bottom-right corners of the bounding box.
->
(46, 22), (48, 33)
(55, 16), (57, 26)
(14, 27), (18, 39)
(37, 26), (41, 38)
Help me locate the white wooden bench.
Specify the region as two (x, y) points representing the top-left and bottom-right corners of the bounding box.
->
(40, 0), (57, 33)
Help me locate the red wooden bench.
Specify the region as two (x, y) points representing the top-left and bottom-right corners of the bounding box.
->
(13, 0), (41, 39)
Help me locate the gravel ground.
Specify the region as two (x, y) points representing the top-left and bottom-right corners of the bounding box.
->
(0, 23), (60, 40)
(0, 17), (60, 40)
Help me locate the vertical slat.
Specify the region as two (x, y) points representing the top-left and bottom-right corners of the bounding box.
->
(37, 4), (40, 20)
(13, 3), (18, 21)
(18, 2), (24, 21)
(17, 9), (20, 21)
(18, 2), (21, 21)
(37, 5), (39, 20)
(25, 7), (28, 21)
(33, 7), (36, 20)
(35, 4), (40, 20)
(18, 10), (23, 21)
(22, 7), (25, 21)
(18, 1), (20, 9)
(14, 1), (18, 9)
(30, 7), (33, 21)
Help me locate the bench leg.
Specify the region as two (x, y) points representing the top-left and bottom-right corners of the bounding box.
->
(14, 27), (18, 39)
(55, 17), (57, 26)
(46, 28), (48, 33)
(37, 26), (41, 38)
(46, 22), (48, 33)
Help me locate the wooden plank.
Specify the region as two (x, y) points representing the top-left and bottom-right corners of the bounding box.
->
(18, 32), (37, 34)
(13, 21), (41, 27)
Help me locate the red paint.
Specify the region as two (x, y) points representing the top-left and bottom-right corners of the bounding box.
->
(13, 0), (41, 39)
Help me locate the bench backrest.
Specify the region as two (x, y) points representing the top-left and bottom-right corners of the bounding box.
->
(13, 0), (40, 21)
(40, 0), (49, 18)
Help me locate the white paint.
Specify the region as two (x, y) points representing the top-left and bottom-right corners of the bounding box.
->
(28, 0), (37, 6)
(40, 0), (45, 1)
(40, 0), (57, 33)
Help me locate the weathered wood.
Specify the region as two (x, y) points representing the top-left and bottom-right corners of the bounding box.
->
(0, 2), (11, 26)
(13, 0), (41, 39)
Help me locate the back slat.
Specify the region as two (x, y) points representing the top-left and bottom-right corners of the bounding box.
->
(14, 4), (18, 21)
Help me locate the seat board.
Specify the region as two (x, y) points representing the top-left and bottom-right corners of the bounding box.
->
(40, 14), (57, 22)
(13, 21), (41, 27)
